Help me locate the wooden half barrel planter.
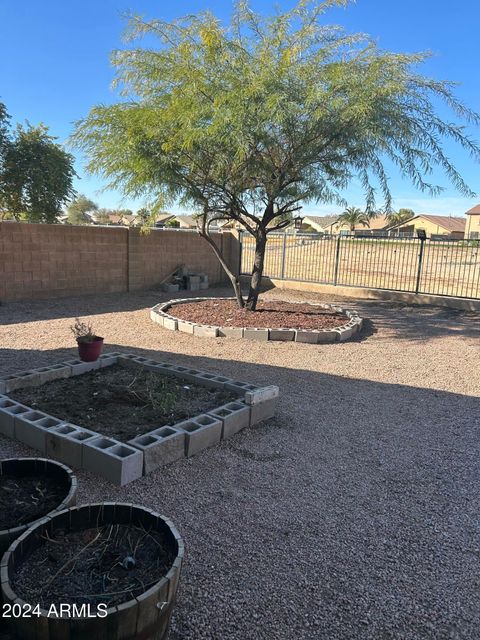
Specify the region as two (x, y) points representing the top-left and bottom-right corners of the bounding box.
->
(1, 503), (184, 640)
(0, 457), (77, 557)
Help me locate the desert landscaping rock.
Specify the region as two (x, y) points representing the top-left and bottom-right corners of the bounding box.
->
(0, 288), (478, 639)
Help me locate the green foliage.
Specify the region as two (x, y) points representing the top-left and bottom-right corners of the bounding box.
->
(0, 105), (76, 223)
(386, 208), (416, 227)
(71, 0), (480, 305)
(337, 206), (370, 231)
(67, 194), (98, 225)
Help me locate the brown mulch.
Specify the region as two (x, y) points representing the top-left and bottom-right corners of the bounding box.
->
(11, 365), (237, 442)
(171, 299), (348, 330)
(12, 523), (175, 608)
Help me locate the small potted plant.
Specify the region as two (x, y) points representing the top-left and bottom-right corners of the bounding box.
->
(71, 317), (104, 362)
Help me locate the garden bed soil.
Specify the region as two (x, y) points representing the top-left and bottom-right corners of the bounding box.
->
(11, 365), (237, 442)
(11, 523), (174, 608)
(171, 299), (348, 329)
(0, 475), (64, 530)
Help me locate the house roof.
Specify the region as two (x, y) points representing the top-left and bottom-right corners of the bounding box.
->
(303, 215), (339, 229)
(363, 214), (390, 230)
(390, 214), (466, 232)
(466, 204), (480, 215)
(175, 215), (197, 227)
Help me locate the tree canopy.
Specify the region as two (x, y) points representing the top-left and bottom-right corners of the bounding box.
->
(0, 104), (76, 223)
(72, 0), (480, 308)
(337, 206), (370, 231)
(66, 194), (98, 225)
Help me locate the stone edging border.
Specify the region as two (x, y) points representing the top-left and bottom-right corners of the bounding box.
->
(0, 354), (279, 486)
(150, 297), (363, 343)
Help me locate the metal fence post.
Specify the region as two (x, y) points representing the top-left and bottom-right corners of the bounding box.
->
(238, 231), (243, 275)
(415, 237), (426, 294)
(281, 233), (287, 279)
(333, 235), (342, 285)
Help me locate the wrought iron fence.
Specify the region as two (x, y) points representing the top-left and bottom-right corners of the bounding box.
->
(239, 232), (480, 300)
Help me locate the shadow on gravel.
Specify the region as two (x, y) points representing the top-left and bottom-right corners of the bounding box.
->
(1, 288), (478, 345)
(1, 343), (480, 639)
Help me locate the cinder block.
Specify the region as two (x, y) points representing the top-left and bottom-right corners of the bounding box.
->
(163, 317), (178, 331)
(218, 327), (244, 339)
(150, 310), (164, 326)
(83, 437), (143, 486)
(177, 320), (195, 334)
(250, 397), (278, 424)
(194, 372), (230, 389)
(3, 370), (41, 392)
(244, 385), (279, 405)
(243, 328), (269, 342)
(98, 353), (120, 368)
(187, 275), (201, 285)
(199, 282), (209, 290)
(268, 329), (295, 341)
(193, 325), (218, 338)
(62, 359), (100, 376)
(337, 326), (355, 341)
(0, 398), (29, 438)
(46, 423), (88, 468)
(175, 415), (223, 457)
(129, 427), (185, 474)
(208, 401), (251, 439)
(316, 330), (338, 343)
(224, 380), (260, 395)
(187, 282), (200, 291)
(35, 364), (71, 384)
(295, 330), (320, 343)
(15, 412), (64, 453)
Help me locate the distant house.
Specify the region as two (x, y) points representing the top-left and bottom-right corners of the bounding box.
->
(153, 213), (177, 228)
(465, 205), (480, 239)
(388, 214), (465, 239)
(301, 215), (339, 233)
(172, 214), (198, 229)
(300, 214), (391, 235)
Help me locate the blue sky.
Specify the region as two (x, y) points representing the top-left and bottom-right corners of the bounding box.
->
(1, 0), (479, 216)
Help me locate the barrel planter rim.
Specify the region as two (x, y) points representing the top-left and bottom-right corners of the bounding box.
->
(2, 502), (184, 624)
(0, 457), (77, 542)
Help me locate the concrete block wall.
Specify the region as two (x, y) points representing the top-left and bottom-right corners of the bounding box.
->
(0, 222), (239, 301)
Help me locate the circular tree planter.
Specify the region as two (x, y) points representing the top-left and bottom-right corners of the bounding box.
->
(1, 503), (184, 640)
(151, 297), (364, 343)
(0, 457), (77, 557)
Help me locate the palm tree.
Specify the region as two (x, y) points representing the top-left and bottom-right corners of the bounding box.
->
(386, 209), (415, 228)
(336, 206), (370, 232)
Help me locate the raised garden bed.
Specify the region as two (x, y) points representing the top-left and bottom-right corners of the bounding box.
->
(0, 354), (279, 485)
(1, 503), (183, 640)
(11, 365), (237, 442)
(0, 457), (77, 555)
(151, 297), (363, 343)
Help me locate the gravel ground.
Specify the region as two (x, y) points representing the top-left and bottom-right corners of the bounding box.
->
(0, 287), (479, 640)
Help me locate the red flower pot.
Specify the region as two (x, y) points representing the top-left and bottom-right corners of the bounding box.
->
(77, 337), (104, 362)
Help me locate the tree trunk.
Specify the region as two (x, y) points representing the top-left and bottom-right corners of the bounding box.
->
(198, 228), (245, 308)
(246, 229), (267, 311)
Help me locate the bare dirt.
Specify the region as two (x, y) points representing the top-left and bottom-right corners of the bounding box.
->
(12, 523), (175, 608)
(171, 298), (348, 329)
(11, 365), (236, 442)
(0, 474), (65, 530)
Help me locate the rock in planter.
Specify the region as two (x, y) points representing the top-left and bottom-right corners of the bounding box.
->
(0, 457), (77, 556)
(1, 503), (184, 640)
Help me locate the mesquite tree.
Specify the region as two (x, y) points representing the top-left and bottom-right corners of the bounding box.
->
(71, 0), (480, 310)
